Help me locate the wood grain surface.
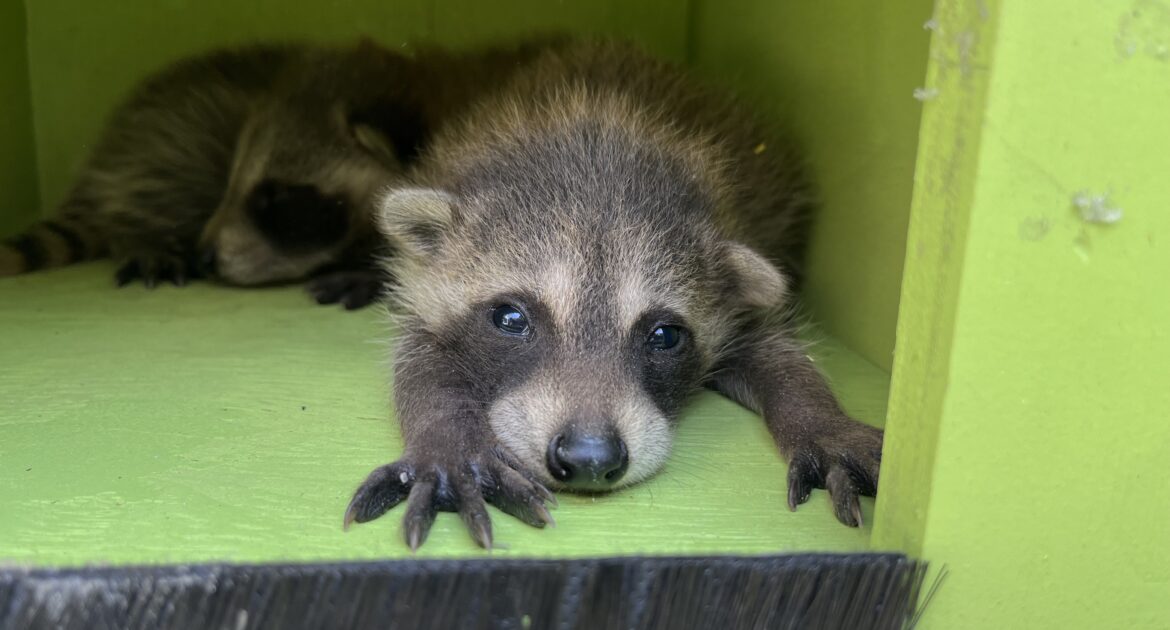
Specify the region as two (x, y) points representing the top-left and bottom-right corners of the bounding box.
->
(0, 265), (887, 565)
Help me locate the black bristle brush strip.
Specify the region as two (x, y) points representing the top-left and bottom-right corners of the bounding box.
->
(0, 553), (939, 630)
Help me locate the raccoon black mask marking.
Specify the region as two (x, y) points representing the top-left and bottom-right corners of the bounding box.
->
(245, 180), (352, 254)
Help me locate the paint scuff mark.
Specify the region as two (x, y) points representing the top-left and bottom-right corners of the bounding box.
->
(1116, 0), (1170, 60)
(913, 87), (940, 101)
(1019, 216), (1052, 241)
(955, 31), (977, 77)
(923, 18), (940, 32)
(1072, 191), (1123, 224)
(1073, 230), (1093, 262)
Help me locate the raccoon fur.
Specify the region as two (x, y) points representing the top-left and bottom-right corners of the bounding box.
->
(2, 41), (432, 308)
(345, 38), (884, 549)
(206, 36), (564, 306)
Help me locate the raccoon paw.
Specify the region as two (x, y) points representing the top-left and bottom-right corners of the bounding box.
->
(343, 448), (557, 550)
(785, 420), (883, 527)
(307, 270), (384, 310)
(115, 253), (197, 289)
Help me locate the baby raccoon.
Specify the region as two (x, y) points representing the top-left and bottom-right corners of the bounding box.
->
(202, 40), (426, 308)
(345, 38), (884, 549)
(205, 36), (565, 305)
(0, 41), (421, 308)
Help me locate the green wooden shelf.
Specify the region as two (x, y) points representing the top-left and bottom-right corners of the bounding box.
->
(0, 265), (887, 566)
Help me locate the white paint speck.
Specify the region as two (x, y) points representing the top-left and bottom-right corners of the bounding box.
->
(1116, 0), (1170, 61)
(913, 87), (940, 101)
(1072, 190), (1123, 224)
(923, 18), (940, 31)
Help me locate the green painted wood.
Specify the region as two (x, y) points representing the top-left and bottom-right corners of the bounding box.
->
(871, 0), (997, 560)
(432, 0), (689, 62)
(876, 0), (1170, 628)
(688, 0), (934, 371)
(0, 265), (887, 566)
(0, 0), (39, 236)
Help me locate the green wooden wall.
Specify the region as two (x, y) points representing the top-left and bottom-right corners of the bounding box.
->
(0, 0), (39, 236)
(873, 0), (1170, 628)
(689, 0), (933, 370)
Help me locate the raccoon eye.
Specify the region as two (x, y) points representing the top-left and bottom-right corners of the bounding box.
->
(647, 325), (683, 350)
(491, 304), (530, 336)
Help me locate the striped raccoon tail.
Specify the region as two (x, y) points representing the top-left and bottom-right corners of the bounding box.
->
(0, 210), (107, 277)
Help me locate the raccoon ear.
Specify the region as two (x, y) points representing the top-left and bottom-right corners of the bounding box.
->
(377, 187), (458, 259)
(345, 100), (427, 167)
(349, 121), (400, 166)
(724, 242), (790, 311)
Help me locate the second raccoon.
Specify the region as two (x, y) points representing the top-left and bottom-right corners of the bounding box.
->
(0, 42), (407, 307)
(1, 39), (542, 308)
(206, 37), (564, 306)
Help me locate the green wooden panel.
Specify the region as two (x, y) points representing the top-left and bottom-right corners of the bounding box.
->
(871, 0), (996, 560)
(876, 0), (1170, 628)
(0, 265), (887, 566)
(688, 0), (934, 370)
(432, 0), (688, 61)
(0, 0), (39, 236)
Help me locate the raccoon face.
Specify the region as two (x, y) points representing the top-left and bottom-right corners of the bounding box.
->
(379, 186), (789, 491)
(200, 99), (404, 286)
(478, 294), (706, 490)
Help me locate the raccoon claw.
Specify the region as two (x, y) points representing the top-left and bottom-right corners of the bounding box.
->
(479, 453), (558, 528)
(344, 450), (556, 549)
(307, 270), (384, 310)
(784, 421), (883, 527)
(403, 480), (440, 550)
(115, 254), (196, 288)
(344, 461), (415, 528)
(826, 467), (865, 526)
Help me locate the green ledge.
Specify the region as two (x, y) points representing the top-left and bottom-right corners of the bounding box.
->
(0, 265), (885, 566)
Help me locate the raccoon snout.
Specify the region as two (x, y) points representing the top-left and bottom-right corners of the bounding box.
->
(546, 430), (629, 490)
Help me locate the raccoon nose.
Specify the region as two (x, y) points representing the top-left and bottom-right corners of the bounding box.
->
(198, 246), (217, 277)
(547, 430), (629, 489)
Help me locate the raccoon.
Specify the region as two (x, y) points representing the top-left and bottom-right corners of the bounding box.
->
(344, 38), (884, 549)
(206, 36), (566, 307)
(0, 41), (424, 309)
(202, 40), (425, 308)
